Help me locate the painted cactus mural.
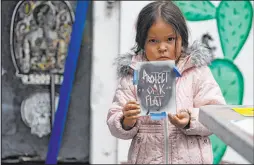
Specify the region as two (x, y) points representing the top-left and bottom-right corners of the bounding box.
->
(174, 1), (217, 21)
(212, 1), (253, 105)
(216, 1), (253, 61)
(174, 0), (253, 105)
(174, 1), (253, 164)
(209, 59), (244, 105)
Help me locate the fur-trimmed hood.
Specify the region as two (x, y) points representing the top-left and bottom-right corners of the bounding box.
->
(114, 41), (214, 78)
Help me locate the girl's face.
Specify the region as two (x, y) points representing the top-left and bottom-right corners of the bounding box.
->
(144, 18), (182, 61)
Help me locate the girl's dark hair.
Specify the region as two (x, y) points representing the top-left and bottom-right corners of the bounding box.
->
(133, 1), (189, 54)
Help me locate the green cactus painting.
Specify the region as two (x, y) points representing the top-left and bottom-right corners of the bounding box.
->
(216, 1), (253, 61)
(209, 59), (244, 105)
(174, 1), (253, 164)
(174, 1), (217, 21)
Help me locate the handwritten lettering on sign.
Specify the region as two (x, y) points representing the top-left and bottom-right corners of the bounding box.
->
(136, 61), (176, 115)
(143, 70), (168, 107)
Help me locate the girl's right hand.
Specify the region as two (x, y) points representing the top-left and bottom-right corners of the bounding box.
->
(122, 100), (141, 129)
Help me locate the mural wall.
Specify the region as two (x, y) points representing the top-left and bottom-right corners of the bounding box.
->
(174, 1), (253, 163)
(1, 1), (92, 163)
(174, 0), (253, 105)
(11, 0), (74, 138)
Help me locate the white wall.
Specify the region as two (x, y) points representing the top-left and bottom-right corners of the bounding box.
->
(117, 1), (253, 164)
(90, 1), (120, 164)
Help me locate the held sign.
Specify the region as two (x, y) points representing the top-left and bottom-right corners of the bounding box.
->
(135, 61), (177, 116)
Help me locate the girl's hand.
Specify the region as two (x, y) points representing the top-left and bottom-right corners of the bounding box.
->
(122, 101), (141, 129)
(168, 109), (190, 129)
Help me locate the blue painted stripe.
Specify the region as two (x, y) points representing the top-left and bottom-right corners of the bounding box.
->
(46, 1), (90, 164)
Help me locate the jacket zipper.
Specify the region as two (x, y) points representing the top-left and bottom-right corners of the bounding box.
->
(164, 118), (169, 164)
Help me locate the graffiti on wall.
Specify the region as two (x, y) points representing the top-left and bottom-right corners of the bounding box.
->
(11, 1), (74, 85)
(2, 1), (91, 160)
(174, 1), (253, 164)
(9, 1), (74, 138)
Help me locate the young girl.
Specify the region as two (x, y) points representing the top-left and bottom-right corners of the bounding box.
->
(107, 1), (226, 164)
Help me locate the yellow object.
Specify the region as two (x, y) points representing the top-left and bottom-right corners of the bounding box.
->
(25, 3), (30, 14)
(232, 107), (254, 117)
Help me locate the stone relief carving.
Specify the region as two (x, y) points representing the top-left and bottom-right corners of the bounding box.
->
(21, 91), (59, 138)
(11, 1), (74, 85)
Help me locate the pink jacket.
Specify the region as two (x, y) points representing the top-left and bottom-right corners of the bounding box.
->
(107, 41), (226, 164)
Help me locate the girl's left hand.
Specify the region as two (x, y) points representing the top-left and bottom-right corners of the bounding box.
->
(168, 110), (190, 129)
